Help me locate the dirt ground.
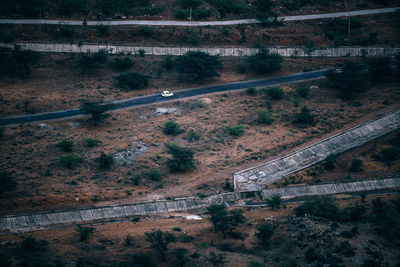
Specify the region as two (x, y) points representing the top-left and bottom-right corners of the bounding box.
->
(0, 195), (399, 266)
(1, 13), (398, 47)
(0, 69), (399, 214)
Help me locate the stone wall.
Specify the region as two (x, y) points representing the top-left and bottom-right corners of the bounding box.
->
(261, 176), (400, 199)
(234, 109), (400, 192)
(1, 42), (398, 57)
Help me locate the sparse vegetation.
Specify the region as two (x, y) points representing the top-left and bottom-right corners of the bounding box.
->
(256, 109), (274, 125)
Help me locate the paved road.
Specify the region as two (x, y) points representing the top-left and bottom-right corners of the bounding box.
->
(0, 69), (328, 126)
(0, 8), (397, 27)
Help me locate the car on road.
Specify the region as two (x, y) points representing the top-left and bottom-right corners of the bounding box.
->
(334, 68), (343, 73)
(161, 91), (174, 97)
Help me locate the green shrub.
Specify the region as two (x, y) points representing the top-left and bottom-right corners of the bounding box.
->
(96, 152), (114, 169)
(80, 101), (112, 123)
(163, 121), (183, 136)
(226, 125), (245, 137)
(148, 169), (163, 181)
(77, 50), (107, 73)
(246, 49), (283, 74)
(246, 87), (256, 95)
(255, 223), (275, 248)
(76, 225), (95, 242)
(175, 9), (190, 19)
(185, 129), (201, 141)
(294, 107), (315, 125)
(193, 8), (214, 20)
(0, 170), (17, 195)
(166, 143), (196, 173)
(296, 86), (310, 98)
(295, 196), (340, 220)
(349, 158), (363, 172)
(115, 72), (149, 90)
(325, 61), (369, 99)
(265, 87), (284, 100)
(110, 57), (134, 72)
(59, 155), (83, 169)
(56, 139), (74, 152)
(256, 109), (274, 125)
(162, 55), (175, 70)
(323, 154), (337, 170)
(85, 138), (101, 147)
(139, 26), (155, 37)
(20, 237), (48, 252)
(176, 51), (221, 81)
(379, 147), (400, 162)
(266, 194), (281, 209)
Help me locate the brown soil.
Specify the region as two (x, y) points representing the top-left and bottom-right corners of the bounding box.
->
(1, 13), (399, 47)
(0, 72), (399, 214)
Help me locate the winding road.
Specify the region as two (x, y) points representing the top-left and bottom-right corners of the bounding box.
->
(0, 7), (398, 27)
(0, 69), (328, 126)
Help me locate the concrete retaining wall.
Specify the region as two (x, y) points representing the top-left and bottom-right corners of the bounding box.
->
(0, 193), (236, 233)
(1, 42), (399, 57)
(261, 177), (400, 199)
(234, 109), (400, 192)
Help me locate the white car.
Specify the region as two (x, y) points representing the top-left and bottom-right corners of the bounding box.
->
(161, 91), (174, 97)
(334, 68), (343, 73)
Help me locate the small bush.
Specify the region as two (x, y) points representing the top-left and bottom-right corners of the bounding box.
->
(176, 51), (221, 81)
(21, 237), (48, 252)
(56, 139), (74, 152)
(185, 129), (201, 142)
(110, 57), (134, 72)
(255, 223), (275, 249)
(85, 138), (101, 147)
(226, 125), (245, 137)
(96, 152), (114, 169)
(349, 158), (363, 172)
(265, 87), (284, 100)
(295, 107), (315, 125)
(246, 87), (256, 95)
(148, 170), (163, 181)
(59, 155), (83, 169)
(76, 225), (95, 242)
(80, 101), (112, 123)
(139, 26), (155, 38)
(296, 86), (310, 98)
(323, 154), (337, 170)
(0, 170), (17, 195)
(379, 147), (400, 162)
(163, 121), (184, 136)
(266, 194), (281, 209)
(257, 109), (274, 125)
(162, 55), (175, 70)
(115, 72), (149, 90)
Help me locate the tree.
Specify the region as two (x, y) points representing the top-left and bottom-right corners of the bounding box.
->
(166, 144), (196, 172)
(367, 57), (392, 82)
(170, 247), (190, 266)
(294, 107), (315, 126)
(110, 57), (134, 72)
(147, 169), (163, 181)
(323, 154), (337, 170)
(255, 223), (275, 249)
(246, 49), (282, 74)
(254, 0), (275, 22)
(96, 152), (114, 169)
(0, 170), (17, 195)
(80, 101), (112, 123)
(56, 139), (74, 152)
(163, 121), (183, 136)
(349, 158), (363, 172)
(325, 61), (369, 99)
(296, 86), (310, 98)
(176, 51), (221, 81)
(145, 230), (176, 261)
(115, 72), (149, 90)
(76, 225), (95, 242)
(207, 204), (230, 238)
(0, 46), (39, 79)
(267, 194), (281, 209)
